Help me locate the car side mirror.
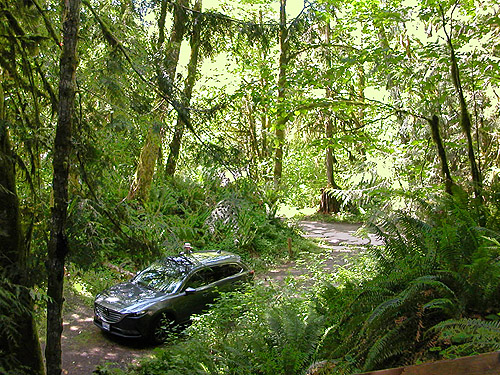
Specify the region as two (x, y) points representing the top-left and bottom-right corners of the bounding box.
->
(184, 287), (196, 294)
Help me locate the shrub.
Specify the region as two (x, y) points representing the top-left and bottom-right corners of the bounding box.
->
(316, 195), (500, 373)
(127, 282), (324, 375)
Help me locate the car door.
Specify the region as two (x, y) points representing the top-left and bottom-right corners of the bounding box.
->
(172, 264), (246, 322)
(172, 267), (218, 322)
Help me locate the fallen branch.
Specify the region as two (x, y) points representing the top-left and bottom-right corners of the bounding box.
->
(103, 262), (135, 278)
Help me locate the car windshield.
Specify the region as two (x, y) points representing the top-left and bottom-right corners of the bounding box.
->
(131, 258), (192, 293)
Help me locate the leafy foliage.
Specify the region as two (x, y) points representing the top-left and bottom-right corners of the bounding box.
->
(124, 283), (324, 375)
(316, 195), (500, 372)
(0, 276), (36, 375)
(2, 0), (500, 372)
(66, 175), (306, 270)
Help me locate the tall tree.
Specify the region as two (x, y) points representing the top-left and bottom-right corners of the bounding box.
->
(320, 21), (342, 213)
(165, 0), (202, 177)
(46, 0), (81, 374)
(128, 0), (188, 201)
(273, 0), (289, 187)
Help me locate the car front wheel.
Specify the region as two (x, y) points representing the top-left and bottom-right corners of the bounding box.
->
(150, 312), (176, 344)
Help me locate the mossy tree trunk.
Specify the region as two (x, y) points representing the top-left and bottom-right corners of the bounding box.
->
(0, 90), (45, 375)
(428, 114), (454, 195)
(440, 7), (483, 212)
(128, 0), (188, 200)
(165, 0), (202, 177)
(46, 0), (80, 374)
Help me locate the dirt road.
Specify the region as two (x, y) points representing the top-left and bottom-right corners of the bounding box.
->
(263, 221), (382, 284)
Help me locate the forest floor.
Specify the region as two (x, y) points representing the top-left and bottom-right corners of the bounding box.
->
(59, 220), (382, 374)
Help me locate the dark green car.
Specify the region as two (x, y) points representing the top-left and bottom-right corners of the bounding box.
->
(94, 250), (253, 343)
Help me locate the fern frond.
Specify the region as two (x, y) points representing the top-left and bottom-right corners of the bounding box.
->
(432, 318), (500, 333)
(422, 298), (457, 316)
(363, 324), (409, 371)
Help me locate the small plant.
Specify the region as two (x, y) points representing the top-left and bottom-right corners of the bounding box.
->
(0, 275), (35, 375)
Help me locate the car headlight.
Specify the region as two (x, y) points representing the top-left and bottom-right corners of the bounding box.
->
(128, 310), (149, 317)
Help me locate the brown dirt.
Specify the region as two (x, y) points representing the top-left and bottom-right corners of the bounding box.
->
(60, 291), (154, 374)
(58, 221), (382, 374)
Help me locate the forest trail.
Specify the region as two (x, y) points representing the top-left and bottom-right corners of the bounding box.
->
(262, 220), (382, 284)
(60, 220), (382, 374)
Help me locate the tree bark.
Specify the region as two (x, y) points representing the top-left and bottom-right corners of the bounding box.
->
(441, 7), (482, 207)
(320, 22), (341, 214)
(0, 98), (45, 375)
(428, 115), (454, 195)
(128, 0), (188, 200)
(273, 0), (289, 187)
(165, 0), (202, 177)
(46, 0), (80, 374)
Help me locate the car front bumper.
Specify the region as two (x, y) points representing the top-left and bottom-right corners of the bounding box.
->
(93, 313), (151, 339)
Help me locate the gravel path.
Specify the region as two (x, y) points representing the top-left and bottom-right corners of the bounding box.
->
(298, 220), (381, 248)
(263, 221), (382, 284)
(59, 221), (382, 374)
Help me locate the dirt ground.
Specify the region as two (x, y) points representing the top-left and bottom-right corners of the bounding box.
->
(58, 221), (382, 374)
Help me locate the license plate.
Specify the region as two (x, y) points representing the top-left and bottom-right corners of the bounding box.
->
(102, 322), (110, 331)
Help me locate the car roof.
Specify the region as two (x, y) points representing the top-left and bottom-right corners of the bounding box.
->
(160, 250), (243, 272)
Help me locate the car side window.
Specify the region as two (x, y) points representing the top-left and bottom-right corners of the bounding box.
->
(185, 264), (244, 289)
(184, 271), (206, 289)
(202, 267), (221, 285)
(210, 264), (243, 281)
(220, 264), (243, 279)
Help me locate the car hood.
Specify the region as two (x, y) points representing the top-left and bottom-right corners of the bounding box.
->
(95, 282), (169, 313)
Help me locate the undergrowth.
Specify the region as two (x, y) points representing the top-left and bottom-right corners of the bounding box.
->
(79, 182), (500, 375)
(67, 176), (308, 270)
(96, 281), (324, 375)
(315, 195), (500, 373)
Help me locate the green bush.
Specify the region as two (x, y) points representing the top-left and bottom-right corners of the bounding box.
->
(315, 195), (500, 373)
(126, 282), (324, 375)
(67, 176), (309, 270)
(0, 276), (36, 375)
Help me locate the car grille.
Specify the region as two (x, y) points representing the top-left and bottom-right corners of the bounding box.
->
(95, 304), (124, 323)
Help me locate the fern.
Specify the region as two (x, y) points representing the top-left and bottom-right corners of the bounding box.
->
(429, 318), (500, 358)
(363, 323), (410, 371)
(319, 195), (500, 371)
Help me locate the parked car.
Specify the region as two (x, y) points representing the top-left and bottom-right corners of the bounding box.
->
(94, 250), (254, 343)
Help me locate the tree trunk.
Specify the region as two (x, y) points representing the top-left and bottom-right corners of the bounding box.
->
(127, 124), (162, 200)
(321, 116), (341, 214)
(46, 1), (80, 374)
(450, 51), (482, 198)
(0, 97), (45, 375)
(245, 96), (260, 164)
(258, 10), (270, 162)
(441, 8), (483, 208)
(128, 0), (188, 199)
(428, 115), (454, 195)
(320, 22), (341, 214)
(273, 0), (289, 187)
(165, 0), (202, 177)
